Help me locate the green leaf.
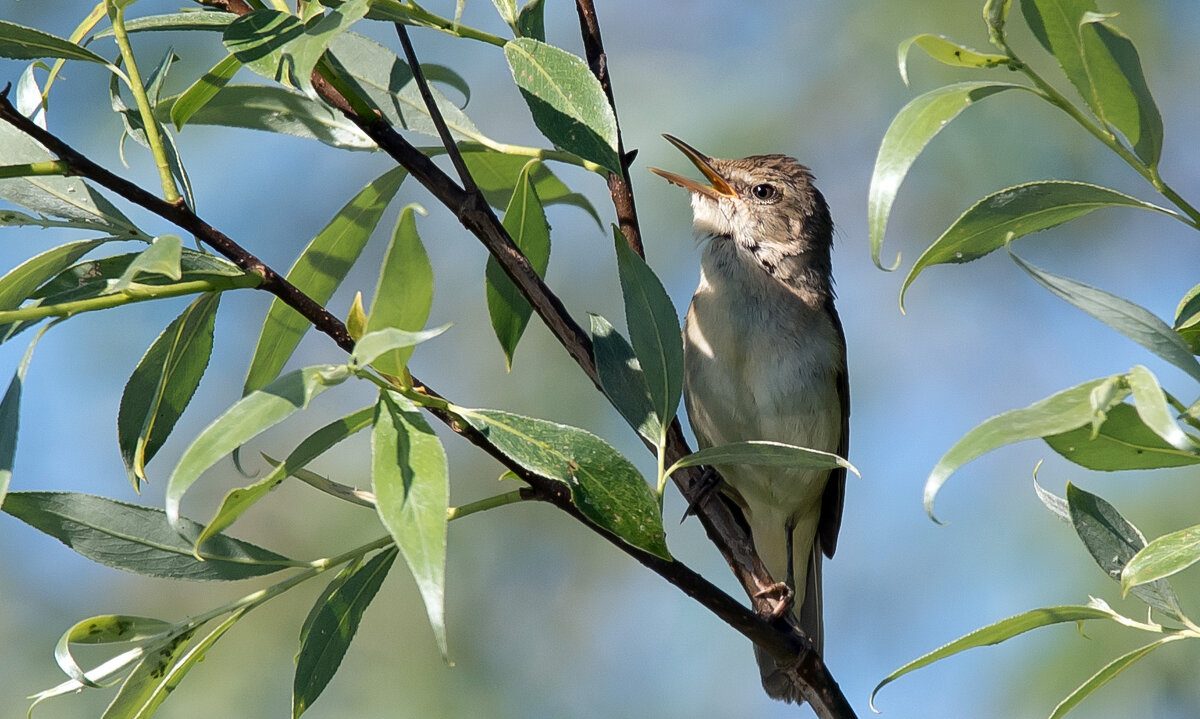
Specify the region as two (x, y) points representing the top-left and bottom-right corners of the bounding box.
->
(589, 313), (660, 444)
(665, 440), (859, 478)
(614, 227), (682, 441)
(870, 604), (1115, 711)
(158, 84), (374, 150)
(984, 0), (1013, 45)
(461, 151), (600, 226)
(1066, 482), (1181, 617)
(486, 160), (551, 368)
(868, 81), (1029, 270)
(108, 65), (195, 211)
(102, 610), (245, 719)
(100, 11), (238, 35)
(293, 547), (397, 718)
(1121, 524), (1200, 595)
(1011, 252), (1200, 383)
(110, 234), (183, 293)
(489, 0), (518, 25)
(1048, 635), (1186, 719)
(285, 0), (372, 98)
(0, 239), (108, 313)
(364, 205), (433, 376)
(118, 293), (219, 489)
(1020, 0), (1095, 105)
(516, 0), (546, 41)
(222, 10), (305, 80)
(54, 615), (175, 689)
(327, 32), (483, 143)
(2, 491), (295, 580)
(0, 323), (42, 505)
(1175, 282), (1200, 354)
(372, 394), (449, 657)
(1032, 472), (1070, 522)
(902, 182), (1169, 307)
(349, 326), (449, 371)
(33, 248), (244, 303)
(897, 34), (1009, 85)
(1078, 16), (1163, 169)
(195, 407), (374, 549)
(244, 165), (407, 393)
(503, 38), (620, 173)
(169, 53), (242, 130)
(456, 406), (670, 559)
(0, 19), (114, 65)
(0, 122), (142, 237)
(168, 364), (350, 525)
(924, 377), (1114, 520)
(1046, 403), (1200, 471)
(1126, 365), (1194, 450)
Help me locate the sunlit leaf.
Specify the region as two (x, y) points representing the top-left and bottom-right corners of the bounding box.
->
(1020, 0), (1095, 105)
(0, 239), (108, 313)
(870, 604), (1115, 711)
(293, 547), (397, 718)
(461, 151), (600, 226)
(897, 34), (1009, 86)
(169, 53), (242, 130)
(110, 234), (183, 293)
(1012, 252), (1200, 383)
(1048, 635), (1186, 719)
(1045, 403), (1200, 471)
(244, 165), (407, 393)
(101, 11), (237, 35)
(0, 19), (113, 65)
(222, 10), (305, 81)
(349, 326), (448, 371)
(665, 440), (858, 478)
(1121, 524), (1200, 596)
(284, 0), (372, 98)
(902, 182), (1169, 307)
(372, 394), (448, 657)
(589, 313), (659, 443)
(54, 615), (175, 690)
(2, 491), (295, 580)
(1067, 482), (1181, 617)
(118, 293), (219, 489)
(456, 406), (670, 559)
(365, 204), (432, 376)
(0, 323), (43, 505)
(504, 38), (619, 173)
(486, 160), (550, 368)
(1126, 365), (1194, 450)
(168, 364), (350, 525)
(868, 81), (1029, 270)
(1078, 15), (1163, 169)
(1175, 282), (1200, 354)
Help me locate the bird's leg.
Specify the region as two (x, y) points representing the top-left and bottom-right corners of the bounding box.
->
(755, 521), (798, 621)
(678, 465), (724, 523)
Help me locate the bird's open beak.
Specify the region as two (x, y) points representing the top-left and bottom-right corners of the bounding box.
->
(649, 134), (737, 199)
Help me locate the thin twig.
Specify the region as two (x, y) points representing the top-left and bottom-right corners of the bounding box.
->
(393, 23), (477, 194)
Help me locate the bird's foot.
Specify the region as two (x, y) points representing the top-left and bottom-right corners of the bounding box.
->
(679, 466), (723, 523)
(754, 582), (795, 622)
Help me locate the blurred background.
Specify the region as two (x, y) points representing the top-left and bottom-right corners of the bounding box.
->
(2, 1), (1200, 717)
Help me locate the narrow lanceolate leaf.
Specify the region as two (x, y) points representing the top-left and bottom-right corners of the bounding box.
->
(897, 35), (1009, 86)
(195, 406), (375, 548)
(222, 10), (305, 80)
(902, 182), (1169, 307)
(590, 313), (660, 444)
(158, 84), (375, 150)
(666, 440), (859, 478)
(1066, 482), (1181, 618)
(1126, 365), (1194, 450)
(283, 0), (372, 98)
(349, 326), (449, 371)
(0, 239), (108, 313)
(0, 325), (45, 507)
(110, 235), (183, 293)
(0, 20), (113, 65)
(489, 0), (519, 25)
(1020, 0), (1095, 105)
(168, 364), (350, 525)
(293, 547), (398, 718)
(1045, 403), (1200, 471)
(1176, 283), (1200, 354)
(486, 160), (550, 369)
(924, 377), (1115, 520)
(868, 82), (1029, 270)
(1033, 473), (1070, 522)
(503, 38), (620, 174)
(2, 491), (295, 580)
(614, 227), (683, 440)
(1121, 524), (1200, 595)
(462, 151), (600, 226)
(870, 604), (1115, 711)
(365, 204), (432, 376)
(1011, 252), (1200, 383)
(517, 0), (547, 41)
(54, 616), (175, 690)
(169, 53), (242, 130)
(372, 394), (448, 657)
(244, 166), (406, 394)
(103, 610), (245, 719)
(1078, 16), (1163, 169)
(118, 293), (219, 489)
(0, 122), (142, 237)
(456, 407), (670, 559)
(1048, 635), (1186, 719)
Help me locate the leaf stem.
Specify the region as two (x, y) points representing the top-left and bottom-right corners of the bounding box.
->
(374, 0), (509, 46)
(420, 141), (606, 174)
(446, 489), (527, 520)
(0, 275), (261, 324)
(0, 161), (69, 179)
(105, 0), (181, 204)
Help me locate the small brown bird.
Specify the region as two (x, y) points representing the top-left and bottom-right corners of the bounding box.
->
(651, 135), (848, 703)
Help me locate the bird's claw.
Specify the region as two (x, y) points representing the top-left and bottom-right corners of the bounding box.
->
(679, 466), (723, 523)
(754, 582), (795, 622)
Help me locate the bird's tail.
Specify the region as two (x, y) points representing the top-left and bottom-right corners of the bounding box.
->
(754, 541), (823, 704)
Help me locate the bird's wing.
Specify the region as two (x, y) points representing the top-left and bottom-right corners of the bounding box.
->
(817, 302), (849, 559)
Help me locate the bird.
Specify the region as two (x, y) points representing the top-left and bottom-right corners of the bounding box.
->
(650, 135), (848, 703)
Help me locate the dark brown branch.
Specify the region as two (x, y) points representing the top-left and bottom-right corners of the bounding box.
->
(574, 0), (644, 257)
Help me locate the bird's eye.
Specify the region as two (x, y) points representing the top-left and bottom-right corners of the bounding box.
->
(751, 183), (778, 201)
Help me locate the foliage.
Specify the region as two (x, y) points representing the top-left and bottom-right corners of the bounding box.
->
(0, 2), (852, 717)
(869, 0), (1200, 716)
